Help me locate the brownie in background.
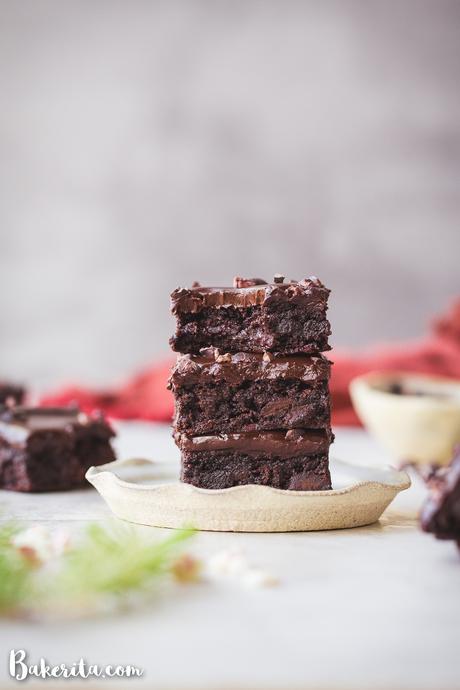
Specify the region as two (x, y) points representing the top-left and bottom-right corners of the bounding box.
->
(0, 406), (116, 492)
(0, 382), (25, 407)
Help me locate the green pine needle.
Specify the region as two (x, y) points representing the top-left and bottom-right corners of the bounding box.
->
(0, 522), (195, 617)
(0, 524), (34, 614)
(54, 523), (195, 599)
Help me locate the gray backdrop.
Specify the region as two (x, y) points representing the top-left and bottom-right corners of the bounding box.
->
(0, 1), (459, 390)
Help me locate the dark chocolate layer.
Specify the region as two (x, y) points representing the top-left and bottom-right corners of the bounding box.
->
(175, 428), (332, 458)
(169, 350), (331, 387)
(0, 406), (81, 439)
(171, 277), (329, 315)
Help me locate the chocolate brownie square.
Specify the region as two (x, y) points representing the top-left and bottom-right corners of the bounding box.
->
(0, 382), (25, 407)
(170, 276), (331, 355)
(176, 429), (333, 490)
(169, 349), (331, 436)
(0, 406), (116, 492)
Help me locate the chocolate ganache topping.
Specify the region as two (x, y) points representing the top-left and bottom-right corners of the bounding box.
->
(174, 429), (331, 457)
(0, 406), (87, 444)
(168, 349), (331, 388)
(1, 405), (84, 428)
(170, 276), (329, 315)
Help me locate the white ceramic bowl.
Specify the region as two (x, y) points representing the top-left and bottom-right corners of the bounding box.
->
(350, 372), (460, 465)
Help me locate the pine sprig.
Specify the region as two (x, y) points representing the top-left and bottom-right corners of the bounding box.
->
(54, 523), (195, 599)
(0, 524), (34, 614)
(0, 522), (196, 618)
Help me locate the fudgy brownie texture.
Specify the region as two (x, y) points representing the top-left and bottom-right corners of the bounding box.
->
(420, 449), (460, 550)
(181, 452), (331, 490)
(173, 380), (330, 435)
(176, 428), (333, 490)
(0, 407), (116, 492)
(170, 274), (333, 491)
(0, 382), (25, 407)
(169, 350), (331, 435)
(170, 276), (330, 355)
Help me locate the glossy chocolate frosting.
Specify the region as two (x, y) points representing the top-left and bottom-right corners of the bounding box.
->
(169, 349), (331, 387)
(175, 428), (331, 457)
(171, 276), (329, 314)
(0, 406), (86, 444)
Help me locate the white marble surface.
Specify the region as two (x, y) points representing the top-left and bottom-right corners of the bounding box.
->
(1, 424), (459, 690)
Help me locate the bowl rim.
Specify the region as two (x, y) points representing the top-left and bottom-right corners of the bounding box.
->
(350, 370), (460, 409)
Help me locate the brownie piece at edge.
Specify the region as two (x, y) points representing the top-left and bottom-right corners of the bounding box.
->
(0, 382), (25, 407)
(0, 407), (116, 492)
(420, 449), (460, 549)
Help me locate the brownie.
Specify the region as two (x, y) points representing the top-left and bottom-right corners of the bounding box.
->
(0, 406), (116, 492)
(169, 349), (331, 435)
(0, 382), (25, 407)
(177, 429), (332, 490)
(420, 449), (460, 550)
(170, 276), (330, 355)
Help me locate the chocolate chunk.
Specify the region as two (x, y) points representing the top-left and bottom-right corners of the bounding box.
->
(215, 352), (232, 363)
(232, 277), (267, 288)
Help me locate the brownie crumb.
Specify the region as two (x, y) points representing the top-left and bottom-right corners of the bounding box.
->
(216, 352), (232, 363)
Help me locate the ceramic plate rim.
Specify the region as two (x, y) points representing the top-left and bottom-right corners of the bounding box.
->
(86, 457), (411, 496)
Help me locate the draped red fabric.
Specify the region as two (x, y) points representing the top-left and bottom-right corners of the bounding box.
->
(41, 300), (460, 427)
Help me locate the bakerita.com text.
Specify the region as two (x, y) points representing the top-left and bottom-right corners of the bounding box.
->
(9, 650), (144, 681)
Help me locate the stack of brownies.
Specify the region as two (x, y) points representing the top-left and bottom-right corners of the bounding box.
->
(168, 275), (333, 491)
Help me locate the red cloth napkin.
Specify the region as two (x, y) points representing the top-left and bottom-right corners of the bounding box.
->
(41, 300), (460, 426)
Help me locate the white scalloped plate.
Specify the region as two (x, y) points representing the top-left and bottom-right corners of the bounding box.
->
(85, 457), (410, 532)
